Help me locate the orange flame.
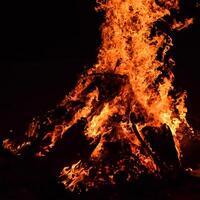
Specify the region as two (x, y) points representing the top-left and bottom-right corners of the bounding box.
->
(58, 0), (192, 191)
(3, 0), (194, 192)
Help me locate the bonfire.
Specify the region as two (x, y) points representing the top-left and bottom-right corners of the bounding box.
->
(3, 0), (197, 193)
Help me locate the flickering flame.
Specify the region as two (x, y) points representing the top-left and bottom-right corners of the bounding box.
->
(59, 0), (191, 191)
(3, 0), (194, 192)
(172, 18), (193, 31)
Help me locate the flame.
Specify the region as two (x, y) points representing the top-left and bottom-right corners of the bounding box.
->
(172, 18), (193, 31)
(3, 0), (194, 192)
(58, 0), (191, 191)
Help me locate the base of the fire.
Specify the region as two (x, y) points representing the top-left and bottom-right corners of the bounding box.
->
(2, 72), (193, 193)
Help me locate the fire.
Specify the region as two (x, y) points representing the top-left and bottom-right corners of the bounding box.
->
(3, 0), (195, 193)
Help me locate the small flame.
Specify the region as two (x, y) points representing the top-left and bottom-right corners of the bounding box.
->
(172, 18), (193, 31)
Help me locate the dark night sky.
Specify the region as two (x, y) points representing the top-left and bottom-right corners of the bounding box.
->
(0, 0), (199, 137)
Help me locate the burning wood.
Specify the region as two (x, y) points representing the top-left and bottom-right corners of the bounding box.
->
(2, 0), (196, 194)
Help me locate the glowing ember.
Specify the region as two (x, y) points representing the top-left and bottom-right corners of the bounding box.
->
(3, 0), (194, 193)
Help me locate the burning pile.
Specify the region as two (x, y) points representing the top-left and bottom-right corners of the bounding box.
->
(3, 0), (194, 193)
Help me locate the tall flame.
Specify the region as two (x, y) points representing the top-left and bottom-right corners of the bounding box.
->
(93, 0), (191, 135)
(59, 0), (192, 191)
(3, 0), (194, 193)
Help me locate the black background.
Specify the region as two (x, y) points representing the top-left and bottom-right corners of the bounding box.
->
(0, 1), (101, 136)
(0, 1), (199, 136)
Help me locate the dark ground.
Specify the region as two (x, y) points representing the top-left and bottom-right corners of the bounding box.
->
(0, 0), (200, 199)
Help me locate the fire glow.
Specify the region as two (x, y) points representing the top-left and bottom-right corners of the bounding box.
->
(3, 0), (195, 193)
